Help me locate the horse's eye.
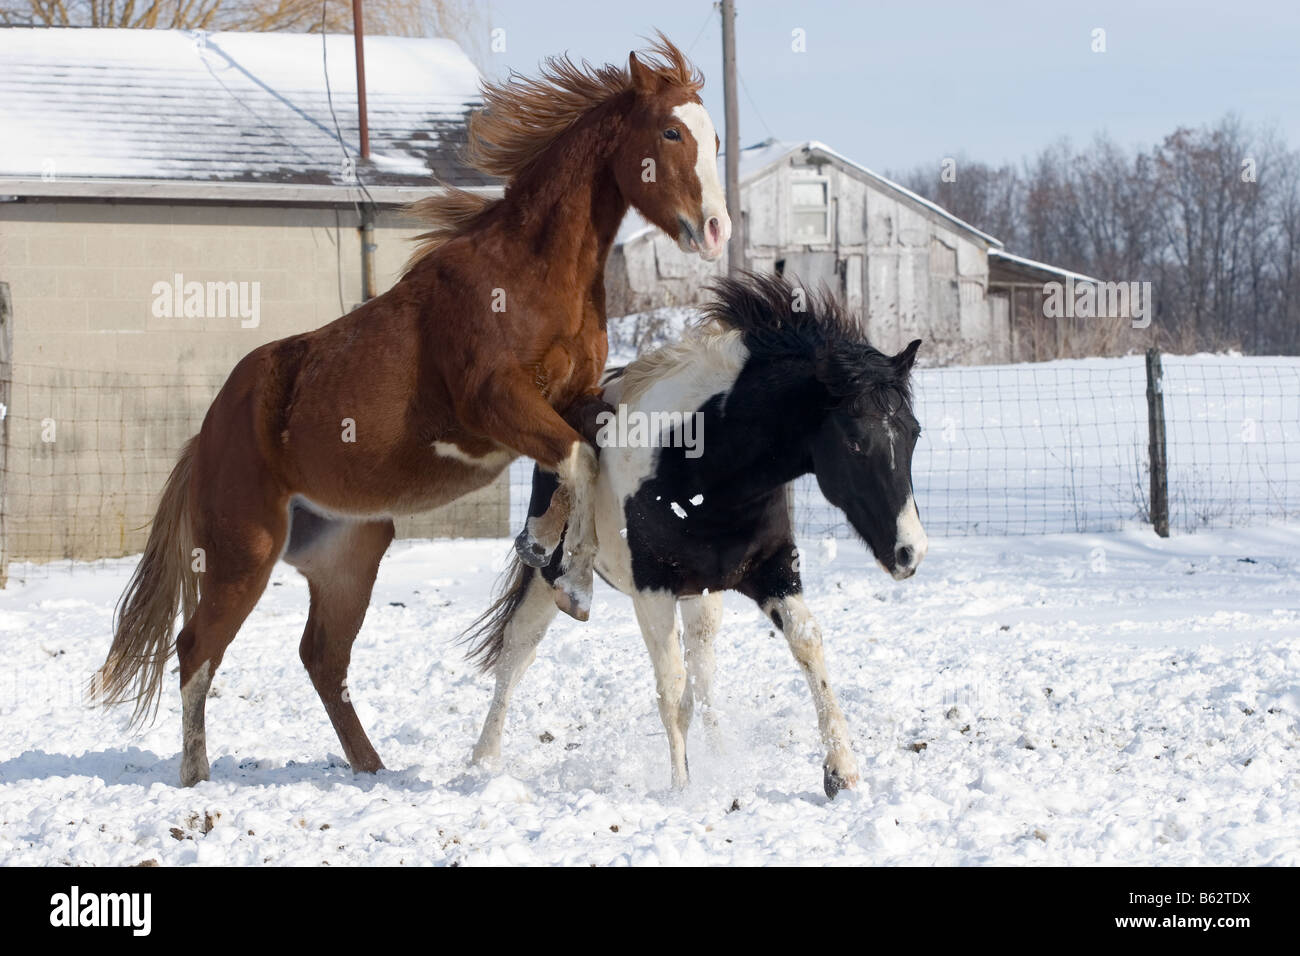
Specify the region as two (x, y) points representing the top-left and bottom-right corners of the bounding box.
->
(663, 128), (681, 141)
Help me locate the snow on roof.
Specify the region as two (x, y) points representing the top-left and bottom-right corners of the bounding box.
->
(616, 138), (1004, 249)
(0, 27), (493, 194)
(989, 249), (1101, 285)
(797, 140), (1003, 248)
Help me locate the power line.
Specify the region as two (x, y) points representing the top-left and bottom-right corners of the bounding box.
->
(737, 67), (775, 142)
(687, 4), (717, 54)
(320, 0), (377, 217)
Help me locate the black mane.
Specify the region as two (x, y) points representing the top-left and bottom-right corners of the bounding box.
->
(702, 271), (914, 413)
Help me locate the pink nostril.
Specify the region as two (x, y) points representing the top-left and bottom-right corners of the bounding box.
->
(707, 217), (721, 246)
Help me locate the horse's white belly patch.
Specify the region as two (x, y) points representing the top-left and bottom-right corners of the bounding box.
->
(432, 441), (514, 470)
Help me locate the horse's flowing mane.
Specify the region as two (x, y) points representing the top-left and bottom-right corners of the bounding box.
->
(623, 272), (914, 412)
(405, 33), (703, 271)
(705, 273), (914, 410)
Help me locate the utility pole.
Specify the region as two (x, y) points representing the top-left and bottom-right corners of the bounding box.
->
(352, 0), (370, 160)
(352, 0), (376, 301)
(720, 0), (744, 275)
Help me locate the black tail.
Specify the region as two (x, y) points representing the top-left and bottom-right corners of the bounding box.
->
(462, 556), (536, 672)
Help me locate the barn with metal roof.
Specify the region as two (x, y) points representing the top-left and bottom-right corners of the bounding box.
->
(0, 28), (505, 565)
(608, 138), (1101, 365)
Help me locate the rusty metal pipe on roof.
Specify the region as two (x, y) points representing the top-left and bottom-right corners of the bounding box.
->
(352, 0), (370, 161)
(353, 0), (376, 302)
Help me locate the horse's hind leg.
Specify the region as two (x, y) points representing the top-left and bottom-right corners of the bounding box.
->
(633, 590), (692, 789)
(472, 568), (559, 765)
(285, 514), (394, 774)
(178, 512), (286, 787)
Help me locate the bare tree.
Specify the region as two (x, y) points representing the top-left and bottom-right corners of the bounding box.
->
(893, 156), (1023, 250)
(902, 115), (1300, 356)
(0, 0), (477, 44)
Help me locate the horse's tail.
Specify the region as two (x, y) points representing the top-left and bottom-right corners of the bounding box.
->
(461, 553), (536, 673)
(92, 437), (199, 728)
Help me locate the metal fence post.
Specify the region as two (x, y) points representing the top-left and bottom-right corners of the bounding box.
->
(1145, 348), (1170, 537)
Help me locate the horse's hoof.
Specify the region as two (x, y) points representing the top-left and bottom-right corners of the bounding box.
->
(514, 527), (553, 568)
(553, 585), (590, 622)
(554, 561), (593, 621)
(823, 764), (857, 800)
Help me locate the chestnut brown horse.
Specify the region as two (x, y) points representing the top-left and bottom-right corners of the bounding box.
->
(93, 35), (731, 787)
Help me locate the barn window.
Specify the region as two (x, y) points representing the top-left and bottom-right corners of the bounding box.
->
(791, 176), (830, 242)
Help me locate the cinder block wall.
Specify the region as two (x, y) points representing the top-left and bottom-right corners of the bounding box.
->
(0, 200), (508, 564)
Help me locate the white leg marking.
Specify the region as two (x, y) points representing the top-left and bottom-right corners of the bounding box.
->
(553, 441), (600, 615)
(180, 660), (212, 787)
(764, 594), (859, 790)
(473, 573), (559, 765)
(633, 591), (691, 789)
(680, 593), (724, 746)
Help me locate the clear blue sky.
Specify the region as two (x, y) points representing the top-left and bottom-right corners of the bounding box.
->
(471, 0), (1300, 173)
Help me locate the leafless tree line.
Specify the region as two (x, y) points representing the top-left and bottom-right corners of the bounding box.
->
(0, 0), (477, 48)
(895, 116), (1300, 355)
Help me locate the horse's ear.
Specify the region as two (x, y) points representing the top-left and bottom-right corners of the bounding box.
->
(628, 51), (656, 93)
(895, 339), (922, 374)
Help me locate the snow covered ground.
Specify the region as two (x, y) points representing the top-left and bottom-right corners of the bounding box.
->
(1, 526), (1297, 866)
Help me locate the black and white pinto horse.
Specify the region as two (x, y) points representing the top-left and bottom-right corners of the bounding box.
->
(464, 274), (927, 799)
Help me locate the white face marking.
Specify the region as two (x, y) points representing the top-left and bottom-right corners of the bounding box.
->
(893, 493), (927, 578)
(670, 102), (730, 258)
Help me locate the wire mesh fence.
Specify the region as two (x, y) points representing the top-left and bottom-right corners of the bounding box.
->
(795, 355), (1300, 538)
(0, 362), (509, 585)
(506, 355), (1300, 540)
(0, 364), (227, 580)
(1159, 359), (1300, 531)
(2, 354), (1298, 586)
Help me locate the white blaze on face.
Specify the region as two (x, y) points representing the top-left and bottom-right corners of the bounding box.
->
(671, 101), (731, 259)
(893, 493), (927, 578)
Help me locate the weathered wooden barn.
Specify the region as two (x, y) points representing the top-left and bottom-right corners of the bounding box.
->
(0, 28), (503, 571)
(607, 138), (1099, 365)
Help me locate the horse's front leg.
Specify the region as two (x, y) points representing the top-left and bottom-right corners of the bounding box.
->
(769, 593), (858, 798)
(514, 482), (572, 568)
(742, 548), (859, 800)
(459, 374), (599, 620)
(546, 441), (599, 620)
(680, 593), (724, 749)
(545, 393), (613, 619)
